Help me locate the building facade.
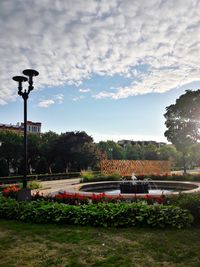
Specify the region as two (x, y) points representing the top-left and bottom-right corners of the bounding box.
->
(0, 121), (41, 135)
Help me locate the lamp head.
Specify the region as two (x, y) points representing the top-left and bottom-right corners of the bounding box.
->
(22, 69), (39, 77)
(12, 76), (28, 83)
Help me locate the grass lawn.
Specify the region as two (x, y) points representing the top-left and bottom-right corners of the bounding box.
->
(0, 219), (200, 267)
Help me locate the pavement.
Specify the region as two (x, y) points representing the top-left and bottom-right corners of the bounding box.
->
(32, 178), (81, 195)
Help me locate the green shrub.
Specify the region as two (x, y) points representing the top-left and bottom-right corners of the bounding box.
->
(136, 174), (200, 182)
(164, 193), (200, 224)
(80, 171), (94, 181)
(28, 180), (42, 190)
(0, 196), (193, 228)
(106, 172), (121, 179)
(81, 172), (122, 183)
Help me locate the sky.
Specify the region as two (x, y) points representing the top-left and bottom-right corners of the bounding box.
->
(0, 0), (200, 143)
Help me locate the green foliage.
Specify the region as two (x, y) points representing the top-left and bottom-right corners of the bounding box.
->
(0, 196), (193, 228)
(158, 144), (178, 161)
(164, 193), (200, 224)
(97, 140), (124, 160)
(136, 173), (200, 182)
(28, 180), (42, 190)
(164, 90), (200, 146)
(0, 158), (9, 177)
(81, 172), (121, 183)
(35, 157), (48, 174)
(144, 144), (159, 160)
(51, 131), (99, 172)
(164, 90), (200, 173)
(80, 170), (94, 179)
(0, 131), (23, 174)
(106, 172), (121, 179)
(124, 144), (140, 160)
(0, 130), (100, 175)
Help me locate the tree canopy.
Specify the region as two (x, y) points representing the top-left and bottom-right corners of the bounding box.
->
(164, 90), (200, 148)
(164, 89), (200, 172)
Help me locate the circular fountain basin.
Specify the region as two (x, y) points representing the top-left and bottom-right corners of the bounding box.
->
(78, 180), (200, 197)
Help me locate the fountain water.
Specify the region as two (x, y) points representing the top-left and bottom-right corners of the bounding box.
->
(119, 173), (149, 194)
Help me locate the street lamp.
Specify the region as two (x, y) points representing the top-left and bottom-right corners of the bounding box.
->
(108, 148), (113, 160)
(12, 69), (39, 201)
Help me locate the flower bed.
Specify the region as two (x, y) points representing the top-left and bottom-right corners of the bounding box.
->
(32, 190), (165, 205)
(2, 185), (20, 198)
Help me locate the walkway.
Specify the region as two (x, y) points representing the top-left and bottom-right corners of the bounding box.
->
(33, 178), (81, 195)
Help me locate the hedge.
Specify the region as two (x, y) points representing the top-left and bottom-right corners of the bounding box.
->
(164, 192), (200, 224)
(0, 196), (193, 228)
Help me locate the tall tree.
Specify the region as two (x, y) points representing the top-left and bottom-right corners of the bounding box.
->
(0, 131), (23, 174)
(144, 144), (159, 160)
(39, 131), (59, 173)
(97, 141), (124, 160)
(164, 90), (200, 173)
(124, 144), (140, 160)
(53, 131), (98, 172)
(27, 134), (41, 173)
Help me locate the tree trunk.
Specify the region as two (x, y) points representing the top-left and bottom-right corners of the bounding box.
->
(182, 153), (187, 175)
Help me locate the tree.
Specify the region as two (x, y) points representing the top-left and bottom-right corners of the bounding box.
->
(186, 143), (200, 169)
(0, 131), (23, 174)
(97, 141), (124, 160)
(158, 144), (177, 161)
(124, 144), (140, 160)
(39, 131), (59, 173)
(144, 144), (159, 160)
(164, 90), (200, 173)
(0, 158), (9, 176)
(35, 157), (48, 174)
(27, 134), (41, 174)
(53, 131), (99, 172)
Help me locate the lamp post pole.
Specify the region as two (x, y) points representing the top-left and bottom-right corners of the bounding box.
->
(108, 148), (113, 160)
(23, 91), (28, 188)
(12, 69), (39, 200)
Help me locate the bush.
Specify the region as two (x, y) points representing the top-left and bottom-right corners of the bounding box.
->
(164, 193), (200, 225)
(81, 172), (122, 183)
(0, 196), (193, 228)
(80, 170), (94, 181)
(136, 174), (200, 182)
(106, 172), (121, 179)
(28, 180), (42, 190)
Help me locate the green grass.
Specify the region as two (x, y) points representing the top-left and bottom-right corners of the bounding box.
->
(0, 220), (200, 266)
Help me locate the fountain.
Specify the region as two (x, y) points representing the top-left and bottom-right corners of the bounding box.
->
(119, 173), (149, 194)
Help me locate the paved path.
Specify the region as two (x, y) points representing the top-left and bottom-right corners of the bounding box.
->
(33, 178), (81, 195)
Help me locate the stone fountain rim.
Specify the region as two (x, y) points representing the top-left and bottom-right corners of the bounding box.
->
(53, 180), (200, 198)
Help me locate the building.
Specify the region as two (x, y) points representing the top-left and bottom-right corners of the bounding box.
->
(0, 121), (41, 135)
(21, 121), (41, 134)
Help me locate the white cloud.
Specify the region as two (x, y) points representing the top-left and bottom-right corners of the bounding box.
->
(79, 88), (91, 93)
(38, 94), (64, 107)
(38, 99), (55, 108)
(0, 0), (200, 104)
(54, 94), (64, 104)
(72, 95), (85, 101)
